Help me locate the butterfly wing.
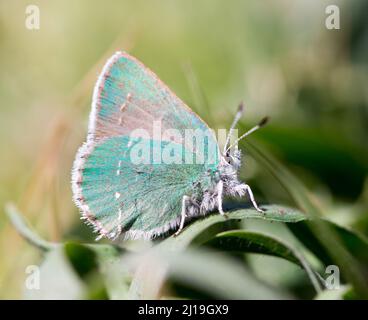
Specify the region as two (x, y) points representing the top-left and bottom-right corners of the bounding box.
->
(89, 52), (211, 146)
(72, 51), (220, 240)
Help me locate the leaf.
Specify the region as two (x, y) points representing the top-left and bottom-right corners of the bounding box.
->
(244, 140), (368, 298)
(314, 285), (353, 300)
(203, 230), (322, 292)
(205, 230), (300, 266)
(92, 245), (132, 300)
(288, 220), (368, 274)
(126, 247), (292, 299)
(24, 247), (87, 300)
(64, 242), (99, 279)
(129, 205), (307, 299)
(5, 203), (58, 251)
(160, 204), (306, 250)
(5, 203), (131, 299)
(64, 242), (133, 300)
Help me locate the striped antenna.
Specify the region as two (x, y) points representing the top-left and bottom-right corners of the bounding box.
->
(223, 102), (244, 155)
(224, 116), (269, 154)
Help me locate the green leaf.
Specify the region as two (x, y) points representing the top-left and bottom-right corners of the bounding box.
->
(92, 245), (132, 300)
(64, 242), (98, 279)
(127, 247), (292, 299)
(314, 285), (353, 300)
(5, 203), (58, 251)
(159, 205), (306, 250)
(244, 140), (368, 298)
(204, 230), (321, 292)
(5, 203), (131, 299)
(205, 230), (302, 266)
(288, 220), (368, 272)
(65, 242), (129, 300)
(24, 247), (87, 299)
(129, 205), (307, 299)
(61, 242), (110, 299)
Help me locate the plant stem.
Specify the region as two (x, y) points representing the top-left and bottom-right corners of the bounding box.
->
(5, 203), (59, 252)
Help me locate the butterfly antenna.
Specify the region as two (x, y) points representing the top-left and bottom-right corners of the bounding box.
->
(223, 102), (244, 155)
(224, 116), (269, 154)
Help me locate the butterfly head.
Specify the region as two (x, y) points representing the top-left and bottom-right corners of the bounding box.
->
(221, 103), (268, 170)
(218, 149), (242, 183)
(222, 148), (242, 170)
(217, 104), (268, 188)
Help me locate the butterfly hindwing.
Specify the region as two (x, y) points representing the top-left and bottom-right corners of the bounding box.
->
(72, 51), (220, 240)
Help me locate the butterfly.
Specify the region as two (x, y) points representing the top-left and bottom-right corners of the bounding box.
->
(71, 51), (268, 241)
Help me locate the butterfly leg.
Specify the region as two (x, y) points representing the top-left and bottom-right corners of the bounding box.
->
(174, 195), (189, 237)
(243, 184), (264, 213)
(217, 180), (227, 217)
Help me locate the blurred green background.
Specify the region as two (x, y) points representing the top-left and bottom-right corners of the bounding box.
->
(0, 0), (367, 299)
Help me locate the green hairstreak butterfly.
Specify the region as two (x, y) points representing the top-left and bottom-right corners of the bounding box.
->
(71, 51), (267, 241)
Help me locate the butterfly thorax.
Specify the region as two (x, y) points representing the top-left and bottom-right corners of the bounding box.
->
(218, 149), (246, 197)
(186, 149), (244, 216)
